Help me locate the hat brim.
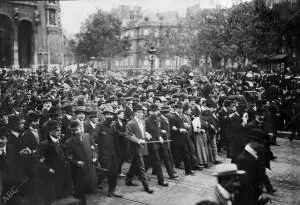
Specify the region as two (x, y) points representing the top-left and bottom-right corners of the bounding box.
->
(213, 170), (246, 176)
(103, 111), (115, 115)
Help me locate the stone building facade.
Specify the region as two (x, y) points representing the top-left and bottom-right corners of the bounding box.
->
(111, 6), (187, 70)
(0, 0), (63, 68)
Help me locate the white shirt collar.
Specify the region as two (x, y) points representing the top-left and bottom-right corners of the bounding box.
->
(245, 144), (258, 159)
(66, 114), (72, 120)
(11, 130), (19, 138)
(30, 126), (38, 133)
(50, 135), (59, 143)
(90, 121), (95, 129)
(0, 146), (6, 155)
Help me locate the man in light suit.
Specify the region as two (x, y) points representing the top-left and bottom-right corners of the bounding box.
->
(125, 103), (154, 194)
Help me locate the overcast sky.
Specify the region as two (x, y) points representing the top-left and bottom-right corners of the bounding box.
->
(60, 0), (235, 34)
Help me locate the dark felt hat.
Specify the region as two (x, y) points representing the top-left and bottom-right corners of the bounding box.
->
(173, 101), (183, 108)
(48, 106), (62, 116)
(47, 120), (60, 132)
(223, 100), (231, 107)
(69, 120), (80, 130)
(149, 104), (160, 111)
(63, 104), (74, 115)
(74, 107), (86, 115)
(161, 105), (171, 112)
(26, 111), (40, 122)
(133, 103), (144, 112)
(87, 110), (98, 118)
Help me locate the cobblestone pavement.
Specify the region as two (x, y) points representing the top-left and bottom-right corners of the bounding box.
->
(87, 138), (300, 205)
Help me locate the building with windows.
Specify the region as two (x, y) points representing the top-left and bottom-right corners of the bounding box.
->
(111, 6), (187, 70)
(0, 0), (63, 68)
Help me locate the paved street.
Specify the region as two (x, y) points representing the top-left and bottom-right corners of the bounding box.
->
(87, 137), (300, 205)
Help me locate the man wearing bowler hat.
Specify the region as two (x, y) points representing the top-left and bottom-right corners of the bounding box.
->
(84, 110), (98, 137)
(93, 107), (123, 198)
(169, 101), (193, 175)
(145, 104), (168, 186)
(125, 103), (154, 194)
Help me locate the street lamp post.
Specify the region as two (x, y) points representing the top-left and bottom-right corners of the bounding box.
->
(148, 45), (157, 75)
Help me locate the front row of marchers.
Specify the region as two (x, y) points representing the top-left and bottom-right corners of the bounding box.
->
(0, 100), (277, 205)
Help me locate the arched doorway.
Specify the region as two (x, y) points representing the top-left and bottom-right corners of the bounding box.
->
(0, 14), (13, 68)
(18, 20), (33, 68)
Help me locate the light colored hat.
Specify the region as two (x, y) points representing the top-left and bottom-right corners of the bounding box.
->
(102, 106), (115, 114)
(213, 163), (245, 177)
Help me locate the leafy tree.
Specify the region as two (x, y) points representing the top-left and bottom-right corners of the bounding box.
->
(71, 9), (128, 69)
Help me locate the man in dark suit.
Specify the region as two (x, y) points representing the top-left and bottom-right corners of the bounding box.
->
(159, 106), (178, 177)
(228, 103), (243, 163)
(66, 120), (98, 204)
(111, 108), (128, 176)
(125, 103), (154, 194)
(93, 107), (123, 198)
(236, 142), (270, 205)
(37, 120), (72, 204)
(217, 100), (231, 157)
(145, 104), (169, 187)
(61, 104), (74, 143)
(124, 97), (134, 122)
(246, 107), (277, 195)
(169, 102), (193, 175)
(19, 111), (42, 204)
(39, 106), (63, 141)
(84, 110), (98, 137)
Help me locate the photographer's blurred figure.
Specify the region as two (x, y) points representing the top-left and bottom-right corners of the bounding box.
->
(236, 142), (271, 205)
(214, 163), (245, 205)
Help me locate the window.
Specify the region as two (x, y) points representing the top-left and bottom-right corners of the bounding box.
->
(49, 9), (56, 25)
(144, 29), (149, 36)
(48, 0), (56, 4)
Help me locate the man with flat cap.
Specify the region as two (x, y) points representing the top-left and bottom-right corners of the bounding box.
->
(66, 120), (98, 204)
(93, 107), (123, 198)
(125, 103), (154, 194)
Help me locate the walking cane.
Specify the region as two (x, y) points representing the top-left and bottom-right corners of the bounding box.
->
(283, 111), (300, 129)
(142, 140), (172, 144)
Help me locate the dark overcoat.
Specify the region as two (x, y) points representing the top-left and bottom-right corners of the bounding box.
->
(36, 138), (72, 204)
(66, 133), (98, 193)
(94, 121), (120, 174)
(236, 150), (265, 205)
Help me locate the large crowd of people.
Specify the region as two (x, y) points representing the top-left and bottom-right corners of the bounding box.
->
(0, 66), (299, 205)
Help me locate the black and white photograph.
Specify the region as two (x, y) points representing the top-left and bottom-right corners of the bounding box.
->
(0, 0), (299, 204)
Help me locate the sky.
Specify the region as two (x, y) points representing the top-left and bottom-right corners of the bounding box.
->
(60, 0), (235, 35)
